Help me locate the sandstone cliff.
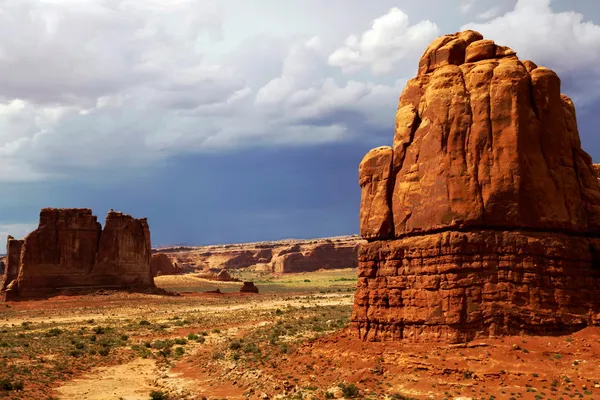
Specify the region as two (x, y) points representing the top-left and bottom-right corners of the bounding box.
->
(154, 235), (362, 274)
(354, 31), (600, 343)
(3, 208), (155, 299)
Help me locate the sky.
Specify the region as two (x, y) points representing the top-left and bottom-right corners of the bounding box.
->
(0, 0), (599, 246)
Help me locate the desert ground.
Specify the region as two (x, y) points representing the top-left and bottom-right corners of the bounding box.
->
(0, 269), (598, 400)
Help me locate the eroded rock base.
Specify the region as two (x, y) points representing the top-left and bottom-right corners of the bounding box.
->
(352, 230), (600, 343)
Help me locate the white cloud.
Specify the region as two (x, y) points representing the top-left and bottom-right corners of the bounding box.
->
(460, 0), (477, 14)
(1, 0), (598, 185)
(476, 6), (502, 20)
(0, 1), (411, 182)
(0, 223), (38, 250)
(462, 0), (600, 104)
(328, 7), (440, 75)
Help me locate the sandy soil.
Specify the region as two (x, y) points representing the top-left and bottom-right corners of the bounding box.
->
(56, 358), (157, 400)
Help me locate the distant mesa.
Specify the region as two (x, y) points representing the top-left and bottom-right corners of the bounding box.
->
(1, 208), (161, 300)
(240, 281), (259, 294)
(353, 30), (600, 343)
(155, 235), (363, 275)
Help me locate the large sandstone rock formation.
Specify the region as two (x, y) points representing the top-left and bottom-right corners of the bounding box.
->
(155, 236), (362, 274)
(3, 208), (155, 299)
(353, 30), (600, 343)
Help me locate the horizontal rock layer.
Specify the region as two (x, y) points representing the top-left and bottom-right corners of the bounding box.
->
(352, 230), (600, 343)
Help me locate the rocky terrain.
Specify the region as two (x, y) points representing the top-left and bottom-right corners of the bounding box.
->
(153, 235), (363, 274)
(1, 208), (157, 300)
(354, 30), (600, 343)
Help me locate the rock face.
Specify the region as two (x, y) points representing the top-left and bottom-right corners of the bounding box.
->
(3, 208), (155, 299)
(151, 253), (181, 276)
(2, 236), (23, 291)
(353, 31), (600, 343)
(154, 236), (362, 274)
(240, 281), (259, 294)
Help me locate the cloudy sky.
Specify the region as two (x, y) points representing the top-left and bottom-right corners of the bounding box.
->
(0, 0), (599, 246)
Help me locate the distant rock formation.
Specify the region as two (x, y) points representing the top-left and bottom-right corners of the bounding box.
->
(151, 253), (181, 276)
(154, 236), (363, 274)
(2, 208), (156, 300)
(353, 31), (600, 343)
(240, 281), (259, 294)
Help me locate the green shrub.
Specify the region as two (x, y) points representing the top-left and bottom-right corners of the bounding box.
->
(46, 328), (62, 337)
(339, 383), (360, 398)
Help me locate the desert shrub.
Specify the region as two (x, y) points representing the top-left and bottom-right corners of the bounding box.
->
(173, 338), (187, 345)
(211, 328), (221, 334)
(98, 348), (110, 356)
(229, 340), (242, 350)
(69, 350), (83, 358)
(158, 347), (171, 358)
(149, 390), (168, 400)
(339, 383), (360, 398)
(0, 379), (23, 391)
(46, 328), (62, 337)
(175, 347), (184, 356)
(187, 333), (199, 341)
(139, 320), (151, 326)
(92, 326), (106, 334)
(195, 336), (206, 344)
(243, 342), (260, 354)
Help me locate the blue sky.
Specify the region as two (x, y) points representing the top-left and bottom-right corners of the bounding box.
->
(0, 0), (599, 246)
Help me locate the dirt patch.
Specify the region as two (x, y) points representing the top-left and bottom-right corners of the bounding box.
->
(56, 358), (157, 400)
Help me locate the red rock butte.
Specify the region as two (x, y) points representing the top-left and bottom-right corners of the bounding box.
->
(353, 30), (600, 343)
(2, 208), (155, 300)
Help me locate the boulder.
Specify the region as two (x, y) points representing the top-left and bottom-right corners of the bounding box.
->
(353, 31), (600, 343)
(240, 281), (259, 294)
